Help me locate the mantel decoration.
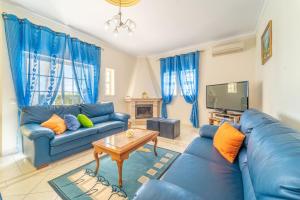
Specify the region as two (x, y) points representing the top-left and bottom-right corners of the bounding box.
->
(142, 91), (148, 99)
(105, 0), (139, 36)
(261, 20), (272, 65)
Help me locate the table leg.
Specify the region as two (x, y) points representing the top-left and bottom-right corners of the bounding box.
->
(153, 137), (158, 156)
(94, 151), (100, 175)
(116, 160), (124, 187)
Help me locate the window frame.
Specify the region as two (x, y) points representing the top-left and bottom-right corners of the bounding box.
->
(24, 51), (83, 105)
(105, 67), (115, 96)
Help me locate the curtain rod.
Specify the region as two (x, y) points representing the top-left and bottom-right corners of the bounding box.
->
(156, 49), (204, 61)
(2, 12), (104, 50)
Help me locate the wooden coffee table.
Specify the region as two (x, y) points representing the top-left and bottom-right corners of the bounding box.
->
(92, 128), (159, 187)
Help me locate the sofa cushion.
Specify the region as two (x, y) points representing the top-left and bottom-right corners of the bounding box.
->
(77, 114), (94, 128)
(90, 115), (111, 124)
(184, 137), (240, 169)
(50, 121), (125, 146)
(213, 123), (245, 163)
(80, 102), (114, 118)
(133, 180), (202, 200)
(41, 114), (67, 135)
(51, 127), (98, 147)
(21, 105), (80, 125)
(50, 127), (125, 155)
(64, 114), (81, 131)
(162, 153), (244, 200)
(96, 121), (125, 133)
(247, 122), (300, 199)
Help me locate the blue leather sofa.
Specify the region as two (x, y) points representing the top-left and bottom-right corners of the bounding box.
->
(20, 102), (130, 168)
(134, 109), (300, 200)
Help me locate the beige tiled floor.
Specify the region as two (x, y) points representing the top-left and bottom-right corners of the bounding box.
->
(0, 125), (198, 200)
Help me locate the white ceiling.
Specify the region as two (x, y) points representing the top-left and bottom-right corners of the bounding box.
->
(7, 0), (264, 56)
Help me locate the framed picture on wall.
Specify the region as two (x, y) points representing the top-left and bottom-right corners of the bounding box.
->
(261, 20), (272, 65)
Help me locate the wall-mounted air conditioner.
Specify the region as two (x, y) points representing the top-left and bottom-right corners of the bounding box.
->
(212, 41), (245, 56)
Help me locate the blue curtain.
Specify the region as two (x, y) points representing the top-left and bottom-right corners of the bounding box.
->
(2, 13), (67, 107)
(160, 57), (176, 118)
(176, 51), (200, 128)
(69, 38), (101, 103)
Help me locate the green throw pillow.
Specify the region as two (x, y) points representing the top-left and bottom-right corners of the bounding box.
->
(77, 114), (94, 128)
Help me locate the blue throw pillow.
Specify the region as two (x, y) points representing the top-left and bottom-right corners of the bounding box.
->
(220, 119), (241, 130)
(64, 114), (81, 131)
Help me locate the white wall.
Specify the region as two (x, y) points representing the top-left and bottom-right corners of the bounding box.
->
(255, 0), (300, 130)
(148, 36), (259, 126)
(100, 47), (136, 112)
(0, 1), (136, 155)
(127, 57), (160, 98)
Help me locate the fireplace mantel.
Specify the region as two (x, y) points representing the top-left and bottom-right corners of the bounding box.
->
(125, 98), (162, 102)
(125, 97), (161, 125)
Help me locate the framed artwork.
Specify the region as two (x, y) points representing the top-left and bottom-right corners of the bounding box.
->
(261, 20), (272, 65)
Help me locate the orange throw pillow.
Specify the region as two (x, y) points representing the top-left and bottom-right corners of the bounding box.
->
(41, 114), (67, 135)
(213, 122), (245, 163)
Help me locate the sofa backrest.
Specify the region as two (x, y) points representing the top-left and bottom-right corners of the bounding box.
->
(21, 105), (81, 125)
(240, 109), (300, 199)
(80, 102), (114, 123)
(240, 109), (279, 146)
(247, 122), (300, 199)
(21, 102), (115, 125)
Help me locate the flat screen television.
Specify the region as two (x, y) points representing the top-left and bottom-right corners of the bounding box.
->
(206, 81), (249, 112)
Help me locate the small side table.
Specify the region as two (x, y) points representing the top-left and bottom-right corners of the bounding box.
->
(159, 119), (180, 139)
(146, 118), (161, 131)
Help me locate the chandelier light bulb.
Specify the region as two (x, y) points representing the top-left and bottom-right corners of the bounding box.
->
(129, 22), (136, 30)
(113, 28), (119, 37)
(113, 18), (119, 25)
(128, 28), (133, 36)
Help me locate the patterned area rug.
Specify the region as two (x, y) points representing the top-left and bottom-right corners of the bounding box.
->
(49, 144), (180, 200)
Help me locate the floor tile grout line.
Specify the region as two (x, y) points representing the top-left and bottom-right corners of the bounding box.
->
(1, 194), (26, 200)
(2, 167), (51, 188)
(25, 171), (52, 197)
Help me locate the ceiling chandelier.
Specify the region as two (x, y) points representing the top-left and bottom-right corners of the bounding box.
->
(104, 0), (139, 36)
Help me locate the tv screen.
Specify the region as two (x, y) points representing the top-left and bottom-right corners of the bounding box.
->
(206, 81), (249, 112)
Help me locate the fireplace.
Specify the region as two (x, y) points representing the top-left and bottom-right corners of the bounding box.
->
(135, 104), (153, 119)
(125, 98), (161, 125)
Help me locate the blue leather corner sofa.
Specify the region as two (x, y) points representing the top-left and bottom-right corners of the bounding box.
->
(134, 109), (300, 200)
(20, 102), (130, 168)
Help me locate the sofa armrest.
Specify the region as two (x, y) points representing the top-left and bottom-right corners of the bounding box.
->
(111, 112), (130, 122)
(199, 124), (219, 139)
(20, 123), (55, 140)
(133, 180), (202, 200)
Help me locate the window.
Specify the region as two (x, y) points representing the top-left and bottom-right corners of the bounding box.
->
(25, 52), (82, 105)
(105, 68), (115, 96)
(163, 72), (177, 96)
(180, 69), (196, 95)
(54, 64), (82, 105)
